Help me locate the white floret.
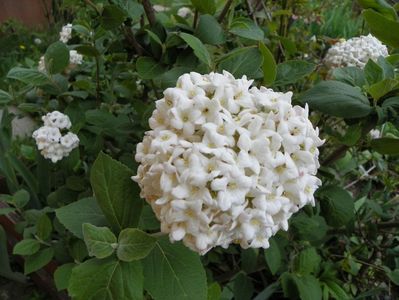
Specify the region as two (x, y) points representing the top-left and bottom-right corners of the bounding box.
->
(324, 34), (388, 69)
(59, 23), (73, 44)
(133, 71), (324, 254)
(32, 111), (79, 163)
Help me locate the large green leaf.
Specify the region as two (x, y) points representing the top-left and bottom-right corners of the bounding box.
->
(371, 137), (399, 154)
(143, 237), (207, 300)
(196, 15), (225, 45)
(117, 228), (156, 262)
(291, 215), (327, 244)
(113, 0), (144, 21)
(54, 263), (75, 291)
(68, 257), (143, 300)
(233, 273), (254, 300)
(180, 33), (212, 67)
(7, 67), (50, 86)
(367, 78), (399, 100)
(300, 81), (372, 118)
(282, 273), (322, 300)
(218, 47), (262, 78)
(83, 223), (117, 259)
(332, 67), (366, 87)
(0, 90), (12, 105)
(55, 197), (108, 239)
(294, 247), (321, 275)
(191, 0), (216, 15)
(13, 238), (40, 256)
(136, 57), (166, 80)
(264, 237), (282, 275)
(358, 0), (397, 20)
(259, 42), (276, 86)
(101, 5), (127, 30)
(362, 9), (399, 48)
(274, 60), (316, 86)
(229, 17), (264, 41)
(44, 41), (70, 74)
(90, 152), (143, 233)
(24, 247), (54, 275)
(319, 186), (354, 228)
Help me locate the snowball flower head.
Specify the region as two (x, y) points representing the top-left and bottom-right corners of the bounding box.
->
(177, 7), (193, 18)
(59, 23), (73, 43)
(32, 111), (79, 163)
(133, 71), (324, 254)
(324, 34), (388, 69)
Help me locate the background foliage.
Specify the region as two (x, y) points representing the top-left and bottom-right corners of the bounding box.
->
(0, 0), (399, 299)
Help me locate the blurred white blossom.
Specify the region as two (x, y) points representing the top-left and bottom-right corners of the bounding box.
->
(177, 7), (193, 18)
(59, 23), (73, 44)
(32, 111), (79, 163)
(134, 71), (324, 254)
(324, 34), (388, 69)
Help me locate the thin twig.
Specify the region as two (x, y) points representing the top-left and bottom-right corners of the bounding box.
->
(345, 165), (376, 189)
(218, 0), (234, 23)
(95, 57), (101, 103)
(122, 25), (144, 55)
(84, 0), (100, 14)
(193, 10), (199, 29)
(141, 0), (156, 27)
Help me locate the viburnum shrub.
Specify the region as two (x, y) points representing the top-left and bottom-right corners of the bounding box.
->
(0, 0), (398, 300)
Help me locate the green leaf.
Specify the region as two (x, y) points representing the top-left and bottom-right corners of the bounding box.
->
(363, 9), (399, 48)
(253, 282), (279, 300)
(264, 237), (282, 275)
(275, 60), (316, 86)
(75, 45), (100, 57)
(83, 223), (117, 259)
(294, 274), (322, 300)
(136, 57), (166, 80)
(68, 258), (143, 300)
(364, 59), (383, 85)
(7, 67), (50, 86)
(0, 90), (12, 105)
(230, 17), (264, 41)
(294, 247), (321, 275)
(117, 228), (156, 262)
(291, 215), (327, 244)
(387, 269), (399, 285)
(55, 197), (108, 239)
(196, 15), (225, 45)
(371, 137), (399, 154)
(207, 282), (221, 300)
(113, 0), (144, 21)
(12, 189), (30, 209)
(154, 67), (191, 89)
(180, 33), (212, 67)
(332, 67), (366, 87)
(191, 0), (216, 15)
(367, 78), (399, 100)
(101, 5), (127, 30)
(44, 41), (70, 74)
(323, 280), (350, 299)
(143, 236), (207, 300)
(233, 273), (254, 300)
(13, 239), (41, 256)
(218, 47), (262, 78)
(300, 81), (372, 119)
(90, 152), (143, 233)
(358, 0), (397, 21)
(319, 186), (354, 228)
(259, 42), (276, 85)
(36, 213), (53, 241)
(24, 247), (54, 275)
(54, 263), (74, 291)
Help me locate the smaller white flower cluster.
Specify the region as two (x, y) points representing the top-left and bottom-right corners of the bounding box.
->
(59, 23), (73, 43)
(134, 71), (324, 254)
(32, 111), (79, 163)
(38, 50), (83, 73)
(177, 7), (193, 18)
(324, 34), (388, 69)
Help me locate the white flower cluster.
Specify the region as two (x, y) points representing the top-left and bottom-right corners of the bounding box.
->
(177, 7), (193, 18)
(38, 50), (83, 73)
(133, 71), (324, 254)
(59, 23), (73, 43)
(324, 34), (388, 69)
(32, 111), (79, 163)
